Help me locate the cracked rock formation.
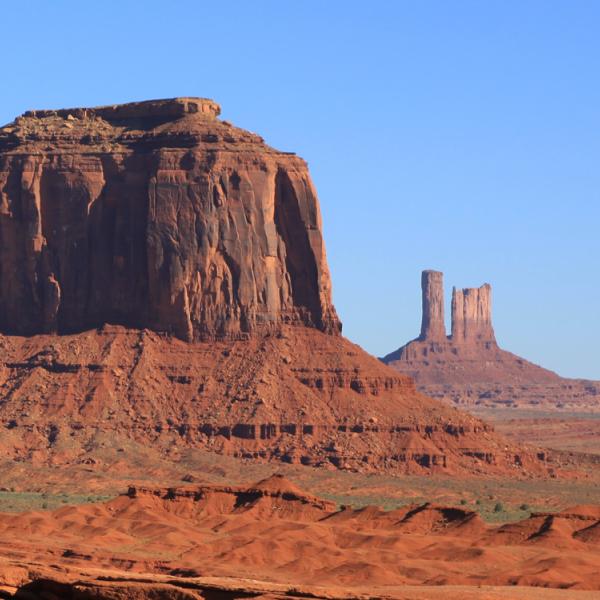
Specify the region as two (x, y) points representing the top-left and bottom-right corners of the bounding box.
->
(0, 97), (340, 341)
(383, 270), (600, 411)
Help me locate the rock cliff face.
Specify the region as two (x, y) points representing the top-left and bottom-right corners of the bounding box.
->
(0, 98), (340, 341)
(383, 271), (600, 412)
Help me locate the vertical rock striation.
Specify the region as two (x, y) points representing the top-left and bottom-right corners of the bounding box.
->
(383, 270), (600, 412)
(0, 101), (551, 476)
(419, 270), (446, 341)
(396, 269), (496, 349)
(0, 98), (341, 341)
(450, 284), (496, 345)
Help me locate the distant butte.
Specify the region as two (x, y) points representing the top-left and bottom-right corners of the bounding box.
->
(382, 270), (600, 411)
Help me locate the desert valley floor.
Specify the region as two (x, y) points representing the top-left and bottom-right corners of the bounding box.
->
(0, 430), (599, 600)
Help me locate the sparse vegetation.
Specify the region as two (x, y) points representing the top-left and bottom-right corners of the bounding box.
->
(0, 491), (113, 513)
(0, 443), (596, 524)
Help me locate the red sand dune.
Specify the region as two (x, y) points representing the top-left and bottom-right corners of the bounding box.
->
(0, 474), (599, 598)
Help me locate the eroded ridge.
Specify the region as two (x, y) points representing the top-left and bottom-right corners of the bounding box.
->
(0, 325), (552, 475)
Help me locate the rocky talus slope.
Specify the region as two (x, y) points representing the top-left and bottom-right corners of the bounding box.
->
(383, 271), (600, 411)
(0, 325), (548, 475)
(0, 99), (552, 475)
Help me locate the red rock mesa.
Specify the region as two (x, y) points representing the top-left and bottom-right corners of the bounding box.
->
(0, 98), (339, 341)
(0, 100), (552, 475)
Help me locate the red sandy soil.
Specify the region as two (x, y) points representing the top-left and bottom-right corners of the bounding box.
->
(0, 474), (599, 599)
(471, 408), (600, 456)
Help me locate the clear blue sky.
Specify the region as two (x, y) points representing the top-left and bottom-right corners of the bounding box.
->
(2, 1), (599, 378)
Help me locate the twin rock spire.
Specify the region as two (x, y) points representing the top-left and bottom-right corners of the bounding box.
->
(419, 270), (496, 345)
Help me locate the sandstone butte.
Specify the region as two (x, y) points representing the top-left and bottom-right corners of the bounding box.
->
(0, 98), (557, 476)
(382, 270), (600, 411)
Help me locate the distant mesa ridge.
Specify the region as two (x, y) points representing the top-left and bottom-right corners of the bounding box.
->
(382, 268), (527, 366)
(21, 97), (222, 122)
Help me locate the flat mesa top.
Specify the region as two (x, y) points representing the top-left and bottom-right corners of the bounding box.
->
(0, 97), (300, 157)
(22, 97), (222, 121)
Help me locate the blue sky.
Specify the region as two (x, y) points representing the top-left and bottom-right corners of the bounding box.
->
(1, 1), (599, 378)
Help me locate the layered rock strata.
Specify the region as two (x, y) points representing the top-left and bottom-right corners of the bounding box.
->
(383, 271), (600, 412)
(0, 98), (339, 341)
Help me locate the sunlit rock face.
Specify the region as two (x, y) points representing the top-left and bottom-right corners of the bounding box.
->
(0, 97), (340, 341)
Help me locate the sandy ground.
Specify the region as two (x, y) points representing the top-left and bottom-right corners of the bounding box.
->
(0, 474), (599, 598)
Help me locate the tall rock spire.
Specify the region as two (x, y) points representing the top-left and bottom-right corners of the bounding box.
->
(419, 270), (446, 341)
(450, 283), (496, 344)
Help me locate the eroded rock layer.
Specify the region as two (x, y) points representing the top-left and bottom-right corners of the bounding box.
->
(0, 97), (339, 341)
(0, 100), (553, 476)
(0, 325), (549, 475)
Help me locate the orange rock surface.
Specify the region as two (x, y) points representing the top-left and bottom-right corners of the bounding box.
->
(0, 100), (594, 599)
(0, 100), (555, 477)
(0, 98), (339, 340)
(0, 325), (551, 475)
